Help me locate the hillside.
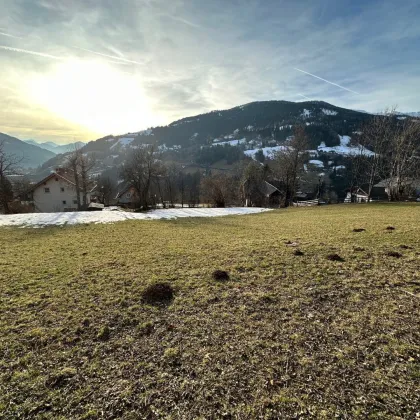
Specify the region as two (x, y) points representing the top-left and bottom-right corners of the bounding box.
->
(0, 204), (418, 418)
(35, 100), (375, 179)
(0, 132), (56, 169)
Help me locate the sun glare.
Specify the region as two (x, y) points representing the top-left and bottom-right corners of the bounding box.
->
(27, 59), (156, 135)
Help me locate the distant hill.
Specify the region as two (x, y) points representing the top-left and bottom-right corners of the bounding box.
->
(36, 99), (419, 181)
(24, 139), (86, 154)
(0, 133), (56, 169)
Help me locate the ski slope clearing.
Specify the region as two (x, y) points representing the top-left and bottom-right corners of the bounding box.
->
(318, 135), (375, 156)
(0, 207), (270, 228)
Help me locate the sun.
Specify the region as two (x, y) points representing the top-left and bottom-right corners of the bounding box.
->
(27, 59), (157, 135)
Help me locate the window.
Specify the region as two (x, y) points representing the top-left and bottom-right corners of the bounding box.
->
(44, 187), (50, 193)
(73, 200), (77, 204)
(62, 200), (67, 205)
(126, 192), (132, 198)
(55, 178), (59, 181)
(60, 187), (65, 192)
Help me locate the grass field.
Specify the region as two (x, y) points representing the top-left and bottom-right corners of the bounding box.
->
(1, 204), (419, 419)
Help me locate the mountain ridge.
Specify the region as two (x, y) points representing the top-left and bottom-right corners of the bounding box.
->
(24, 139), (86, 154)
(0, 133), (56, 169)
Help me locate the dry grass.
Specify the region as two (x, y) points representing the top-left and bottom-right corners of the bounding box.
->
(0, 203), (419, 419)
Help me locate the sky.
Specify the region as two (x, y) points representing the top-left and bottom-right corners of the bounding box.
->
(0, 0), (420, 144)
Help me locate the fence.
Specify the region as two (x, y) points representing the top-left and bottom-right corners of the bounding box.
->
(293, 199), (319, 207)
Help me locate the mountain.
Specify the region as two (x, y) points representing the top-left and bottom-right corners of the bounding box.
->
(402, 111), (420, 117)
(24, 139), (86, 154)
(34, 100), (381, 181)
(1, 133), (56, 169)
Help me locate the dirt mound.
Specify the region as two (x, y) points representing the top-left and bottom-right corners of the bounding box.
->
(142, 283), (174, 305)
(212, 270), (230, 281)
(327, 254), (345, 262)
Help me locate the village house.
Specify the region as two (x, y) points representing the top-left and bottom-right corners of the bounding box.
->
(27, 168), (96, 212)
(242, 180), (283, 207)
(115, 183), (140, 208)
(344, 187), (369, 203)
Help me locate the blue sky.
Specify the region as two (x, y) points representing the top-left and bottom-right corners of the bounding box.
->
(0, 0), (419, 143)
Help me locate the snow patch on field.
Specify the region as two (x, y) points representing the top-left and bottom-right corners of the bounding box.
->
(0, 208), (271, 228)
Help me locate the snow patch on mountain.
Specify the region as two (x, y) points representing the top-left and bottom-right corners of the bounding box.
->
(318, 135), (374, 156)
(212, 138), (246, 147)
(244, 145), (289, 159)
(309, 159), (324, 167)
(110, 137), (134, 150)
(322, 108), (338, 116)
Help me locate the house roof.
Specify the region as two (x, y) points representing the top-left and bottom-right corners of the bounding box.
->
(263, 181), (281, 197)
(28, 169), (97, 193)
(28, 170), (75, 193)
(115, 182), (134, 199)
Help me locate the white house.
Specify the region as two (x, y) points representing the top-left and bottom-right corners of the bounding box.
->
(28, 168), (95, 212)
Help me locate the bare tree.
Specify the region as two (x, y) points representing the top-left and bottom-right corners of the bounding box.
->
(65, 147), (96, 210)
(120, 144), (164, 209)
(164, 164), (180, 207)
(201, 173), (238, 207)
(357, 107), (420, 201)
(386, 118), (420, 200)
(97, 176), (116, 206)
(178, 172), (185, 208)
(0, 140), (22, 214)
(79, 153), (96, 208)
(240, 161), (269, 206)
(65, 148), (82, 210)
(272, 126), (309, 206)
(357, 107), (396, 201)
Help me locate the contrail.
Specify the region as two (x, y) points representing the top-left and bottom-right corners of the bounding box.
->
(0, 31), (22, 39)
(167, 15), (201, 29)
(75, 47), (145, 65)
(0, 45), (62, 59)
(298, 93), (312, 100)
(294, 68), (360, 95)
